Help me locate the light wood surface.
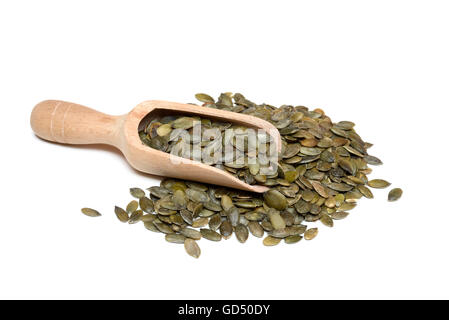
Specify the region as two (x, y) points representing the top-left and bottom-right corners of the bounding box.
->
(30, 100), (282, 193)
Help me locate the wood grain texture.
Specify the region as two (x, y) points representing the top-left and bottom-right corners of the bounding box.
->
(30, 100), (282, 193)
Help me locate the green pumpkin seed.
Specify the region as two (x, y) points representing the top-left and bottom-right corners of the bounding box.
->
(263, 190), (287, 210)
(208, 214), (222, 230)
(180, 209), (193, 225)
(156, 123), (172, 137)
(326, 182), (353, 192)
(129, 210), (143, 224)
(364, 155), (383, 165)
(248, 221), (264, 238)
(219, 220), (233, 238)
(180, 227), (202, 240)
(284, 235), (303, 244)
(172, 189), (187, 209)
(200, 228), (222, 241)
(310, 181), (329, 198)
(329, 211), (349, 220)
(337, 202), (357, 211)
(367, 179), (391, 189)
(263, 236), (281, 246)
(81, 208), (101, 217)
(267, 209), (286, 230)
(195, 93), (215, 103)
(184, 239), (201, 258)
(130, 188), (145, 199)
(186, 188), (208, 203)
(220, 195), (234, 211)
(235, 224), (249, 243)
(357, 185), (374, 199)
(388, 188), (403, 201)
(173, 117), (195, 129)
(320, 214), (334, 227)
(227, 207), (240, 227)
(141, 213), (156, 223)
(154, 221), (174, 234)
(304, 228), (318, 240)
(126, 200), (139, 214)
(192, 217), (209, 228)
(114, 206), (129, 222)
(148, 186), (170, 198)
(165, 234), (186, 244)
(139, 197), (154, 213)
(143, 221), (160, 233)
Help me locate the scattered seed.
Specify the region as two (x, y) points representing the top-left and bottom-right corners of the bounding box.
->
(184, 239), (201, 258)
(114, 206), (129, 222)
(126, 200), (139, 214)
(388, 188), (403, 202)
(81, 208), (101, 217)
(130, 188), (145, 199)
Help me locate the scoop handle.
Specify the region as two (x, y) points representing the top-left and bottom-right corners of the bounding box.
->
(30, 100), (121, 146)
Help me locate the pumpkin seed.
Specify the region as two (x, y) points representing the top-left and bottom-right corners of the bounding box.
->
(388, 188), (403, 202)
(248, 221), (264, 238)
(235, 224), (249, 243)
(130, 187), (145, 199)
(126, 200), (139, 214)
(227, 207), (240, 227)
(192, 217), (209, 228)
(186, 188), (208, 203)
(220, 195), (234, 211)
(284, 235), (303, 244)
(172, 189), (187, 209)
(200, 228), (222, 241)
(357, 185), (374, 199)
(173, 117), (195, 129)
(81, 208), (101, 217)
(367, 179), (391, 189)
(329, 211), (349, 220)
(207, 214), (220, 230)
(114, 206), (129, 222)
(320, 214), (334, 227)
(156, 123), (172, 137)
(144, 221), (160, 233)
(184, 239), (201, 258)
(139, 197), (154, 213)
(195, 93), (215, 103)
(310, 181), (329, 198)
(219, 220), (233, 238)
(165, 234), (186, 244)
(264, 190), (287, 210)
(267, 209), (286, 230)
(154, 221), (174, 234)
(129, 210), (143, 224)
(304, 228), (318, 240)
(263, 236), (281, 246)
(180, 227), (202, 240)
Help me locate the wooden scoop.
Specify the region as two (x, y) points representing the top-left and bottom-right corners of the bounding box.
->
(30, 100), (282, 193)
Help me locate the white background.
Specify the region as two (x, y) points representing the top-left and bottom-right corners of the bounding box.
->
(0, 0), (448, 299)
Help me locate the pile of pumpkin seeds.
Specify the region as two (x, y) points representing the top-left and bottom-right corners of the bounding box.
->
(82, 93), (402, 258)
(139, 111), (277, 183)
